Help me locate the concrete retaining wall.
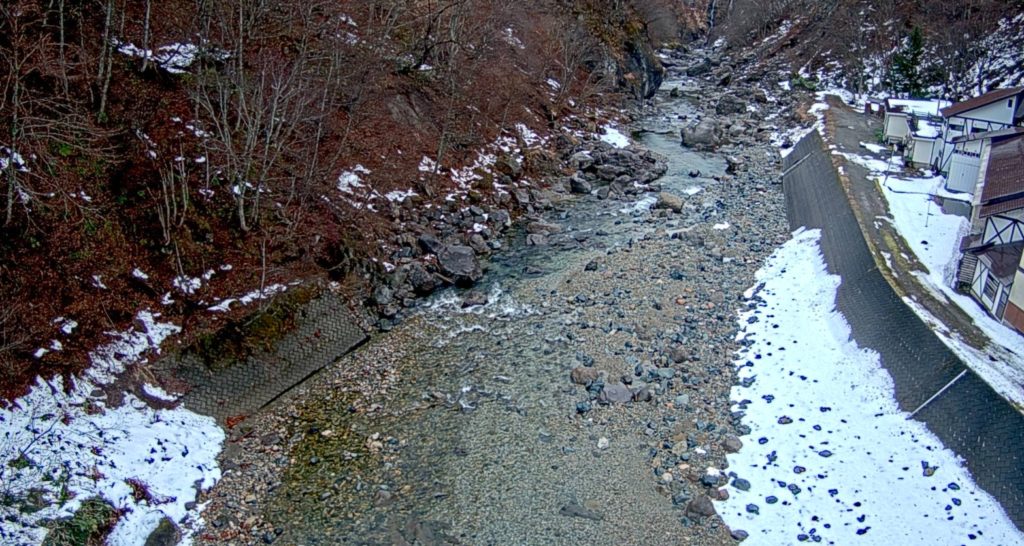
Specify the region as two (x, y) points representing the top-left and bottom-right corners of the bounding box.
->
(783, 131), (1024, 529)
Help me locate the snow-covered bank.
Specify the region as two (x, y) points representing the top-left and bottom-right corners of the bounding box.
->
(718, 228), (1021, 544)
(872, 164), (1024, 406)
(0, 312), (223, 545)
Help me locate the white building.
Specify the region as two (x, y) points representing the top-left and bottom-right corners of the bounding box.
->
(957, 133), (1024, 331)
(881, 98), (949, 145)
(938, 87), (1024, 193)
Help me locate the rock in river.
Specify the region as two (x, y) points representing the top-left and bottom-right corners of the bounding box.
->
(437, 244), (482, 286)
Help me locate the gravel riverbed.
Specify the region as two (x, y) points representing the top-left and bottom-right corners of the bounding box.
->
(195, 45), (793, 546)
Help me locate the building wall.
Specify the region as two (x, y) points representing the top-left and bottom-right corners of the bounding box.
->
(939, 98), (1017, 173)
(983, 215), (1024, 245)
(907, 137), (938, 168)
(956, 98), (1017, 127)
(1003, 301), (1024, 333)
(884, 112), (910, 143)
(970, 259), (1007, 318)
(947, 151), (982, 193)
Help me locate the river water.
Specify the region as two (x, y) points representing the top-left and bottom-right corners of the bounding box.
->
(219, 67), (790, 546)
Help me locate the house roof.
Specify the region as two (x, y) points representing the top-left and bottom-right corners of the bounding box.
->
(974, 241), (1024, 284)
(941, 87), (1024, 118)
(980, 135), (1024, 209)
(976, 241), (1024, 283)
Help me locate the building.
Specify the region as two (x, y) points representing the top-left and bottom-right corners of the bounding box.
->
(938, 87), (1024, 183)
(944, 127), (1024, 194)
(957, 134), (1024, 332)
(881, 98), (948, 146)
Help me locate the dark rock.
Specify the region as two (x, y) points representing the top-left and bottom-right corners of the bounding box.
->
(598, 382), (633, 404)
(731, 529), (750, 541)
(570, 367), (601, 385)
(686, 495), (717, 518)
(654, 192), (683, 213)
(436, 245), (482, 285)
(621, 36), (665, 100)
(716, 94), (747, 116)
(407, 263), (436, 295)
(144, 517), (181, 546)
(558, 502), (603, 521)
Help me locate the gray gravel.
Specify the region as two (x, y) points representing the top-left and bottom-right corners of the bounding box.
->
(195, 43), (793, 546)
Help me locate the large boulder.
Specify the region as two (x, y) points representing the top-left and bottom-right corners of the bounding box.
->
(681, 120), (721, 151)
(495, 154), (523, 178)
(686, 59), (711, 77)
(436, 244), (482, 286)
(716, 94), (747, 116)
(144, 517), (181, 546)
(407, 262), (437, 295)
(654, 192), (683, 213)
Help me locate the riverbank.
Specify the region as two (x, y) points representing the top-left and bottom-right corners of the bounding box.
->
(194, 44), (793, 545)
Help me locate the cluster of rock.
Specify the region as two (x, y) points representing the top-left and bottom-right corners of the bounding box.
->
(370, 139), (667, 329)
(659, 46), (806, 155)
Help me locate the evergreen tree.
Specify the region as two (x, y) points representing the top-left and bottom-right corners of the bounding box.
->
(890, 27), (927, 97)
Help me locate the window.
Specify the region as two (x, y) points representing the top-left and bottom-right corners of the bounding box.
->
(949, 123), (965, 132)
(983, 273), (999, 301)
(1010, 99), (1015, 108)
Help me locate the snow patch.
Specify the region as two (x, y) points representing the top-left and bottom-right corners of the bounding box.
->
(600, 126), (630, 148)
(0, 311), (221, 545)
(718, 228), (1022, 544)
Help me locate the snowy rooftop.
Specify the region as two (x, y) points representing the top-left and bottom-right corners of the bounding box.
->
(885, 98), (951, 117)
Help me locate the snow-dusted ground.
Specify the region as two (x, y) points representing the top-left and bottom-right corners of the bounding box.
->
(839, 150), (1024, 407)
(719, 228), (1022, 545)
(0, 312), (223, 545)
(599, 125), (631, 148)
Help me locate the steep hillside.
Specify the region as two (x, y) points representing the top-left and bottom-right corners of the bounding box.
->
(0, 0), (693, 399)
(709, 0), (1024, 100)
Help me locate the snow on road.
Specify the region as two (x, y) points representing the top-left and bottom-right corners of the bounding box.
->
(718, 228), (1021, 545)
(0, 312), (223, 545)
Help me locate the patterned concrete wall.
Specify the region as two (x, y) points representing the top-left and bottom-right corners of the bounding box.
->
(170, 294), (367, 423)
(783, 131), (1024, 529)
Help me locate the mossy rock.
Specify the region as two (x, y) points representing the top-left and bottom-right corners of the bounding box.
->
(144, 516), (181, 546)
(42, 497), (119, 546)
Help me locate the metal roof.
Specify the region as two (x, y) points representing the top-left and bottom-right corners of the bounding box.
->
(941, 87), (1024, 118)
(980, 135), (1024, 211)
